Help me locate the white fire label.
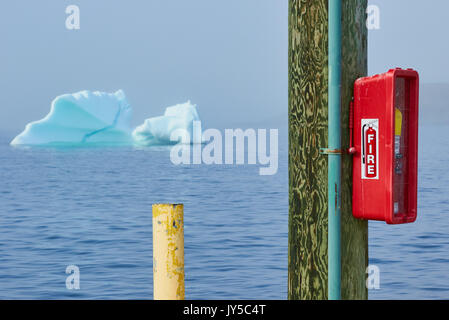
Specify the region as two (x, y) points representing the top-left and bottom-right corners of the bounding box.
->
(362, 119), (379, 180)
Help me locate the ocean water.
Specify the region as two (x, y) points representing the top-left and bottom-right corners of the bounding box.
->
(0, 130), (288, 299)
(369, 124), (449, 299)
(0, 125), (448, 299)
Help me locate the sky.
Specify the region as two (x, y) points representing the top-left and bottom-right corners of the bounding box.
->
(368, 0), (449, 83)
(0, 0), (447, 133)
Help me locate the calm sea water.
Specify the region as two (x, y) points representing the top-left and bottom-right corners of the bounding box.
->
(0, 125), (447, 299)
(369, 124), (449, 299)
(0, 130), (288, 300)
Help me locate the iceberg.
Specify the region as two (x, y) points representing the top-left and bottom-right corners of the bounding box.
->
(11, 90), (133, 146)
(10, 90), (203, 148)
(132, 101), (201, 146)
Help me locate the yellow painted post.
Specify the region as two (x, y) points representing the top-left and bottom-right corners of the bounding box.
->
(152, 204), (185, 300)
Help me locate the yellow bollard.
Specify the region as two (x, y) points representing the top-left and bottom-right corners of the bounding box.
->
(152, 204), (185, 300)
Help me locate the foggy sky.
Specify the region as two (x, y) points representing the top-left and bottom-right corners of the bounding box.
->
(0, 0), (447, 133)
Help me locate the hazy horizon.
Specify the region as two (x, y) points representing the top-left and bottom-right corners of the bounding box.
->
(1, 0), (448, 133)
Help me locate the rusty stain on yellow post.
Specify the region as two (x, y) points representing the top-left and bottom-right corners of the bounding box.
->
(152, 204), (185, 300)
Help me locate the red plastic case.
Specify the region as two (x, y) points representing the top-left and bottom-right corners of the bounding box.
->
(352, 68), (419, 224)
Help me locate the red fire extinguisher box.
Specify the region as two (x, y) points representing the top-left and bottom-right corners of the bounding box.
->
(352, 68), (419, 224)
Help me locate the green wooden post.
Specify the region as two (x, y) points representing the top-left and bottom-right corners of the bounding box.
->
(288, 0), (368, 300)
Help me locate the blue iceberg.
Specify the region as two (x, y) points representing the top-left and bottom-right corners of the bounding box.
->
(132, 101), (201, 146)
(11, 90), (203, 147)
(11, 90), (133, 146)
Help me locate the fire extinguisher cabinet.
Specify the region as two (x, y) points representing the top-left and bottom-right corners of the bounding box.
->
(352, 68), (419, 224)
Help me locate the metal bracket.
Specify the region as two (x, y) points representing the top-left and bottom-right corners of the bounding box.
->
(320, 148), (343, 155)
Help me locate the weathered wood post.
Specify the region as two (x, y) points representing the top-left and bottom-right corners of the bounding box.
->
(152, 204), (185, 300)
(288, 0), (368, 299)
